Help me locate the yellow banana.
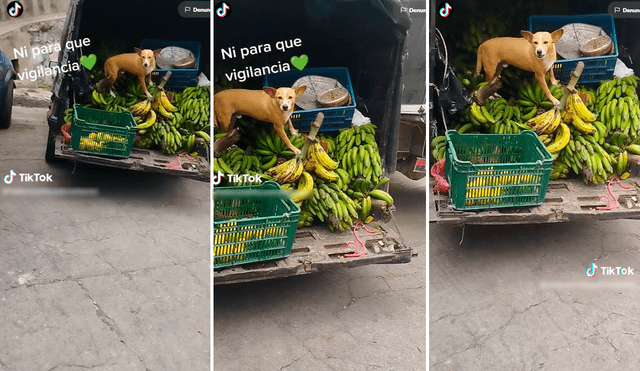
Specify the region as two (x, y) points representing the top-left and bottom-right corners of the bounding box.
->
(546, 123), (570, 153)
(137, 110), (156, 129)
(571, 114), (596, 134)
(268, 158), (295, 175)
(312, 142), (338, 170)
(298, 171), (314, 191)
(156, 103), (174, 119)
(129, 100), (147, 116)
(159, 91), (178, 112)
(314, 162), (339, 181)
(571, 93), (596, 122)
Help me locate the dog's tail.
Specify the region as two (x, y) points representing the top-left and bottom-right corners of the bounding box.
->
(475, 45), (483, 76)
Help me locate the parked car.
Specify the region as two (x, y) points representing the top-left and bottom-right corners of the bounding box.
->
(0, 49), (16, 129)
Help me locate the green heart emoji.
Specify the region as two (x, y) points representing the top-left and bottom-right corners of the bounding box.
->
(291, 55), (308, 71)
(80, 54), (97, 70)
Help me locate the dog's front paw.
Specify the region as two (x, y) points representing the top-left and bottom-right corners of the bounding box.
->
(551, 80), (560, 86)
(552, 98), (561, 106)
(293, 148), (302, 156)
(290, 129), (299, 136)
(145, 92), (153, 99)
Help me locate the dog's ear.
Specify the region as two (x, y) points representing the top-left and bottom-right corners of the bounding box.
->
(294, 85), (307, 98)
(153, 48), (162, 56)
(263, 87), (277, 97)
(134, 47), (142, 55)
(520, 31), (534, 43)
(550, 29), (564, 43)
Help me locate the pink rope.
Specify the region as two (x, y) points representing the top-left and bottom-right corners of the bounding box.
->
(343, 222), (377, 258)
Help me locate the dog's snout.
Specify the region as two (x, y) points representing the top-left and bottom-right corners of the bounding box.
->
(536, 50), (544, 57)
(282, 104), (290, 110)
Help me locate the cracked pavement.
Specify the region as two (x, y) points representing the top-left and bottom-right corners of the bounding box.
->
(0, 107), (210, 370)
(214, 172), (426, 371)
(430, 220), (640, 370)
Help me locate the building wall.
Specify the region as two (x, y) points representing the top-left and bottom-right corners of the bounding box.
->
(1, 0), (72, 87)
(0, 0), (70, 23)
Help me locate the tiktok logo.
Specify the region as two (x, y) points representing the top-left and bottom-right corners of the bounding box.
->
(4, 170), (17, 184)
(585, 262), (598, 277)
(438, 2), (453, 18)
(215, 2), (230, 18)
(6, 1), (23, 18)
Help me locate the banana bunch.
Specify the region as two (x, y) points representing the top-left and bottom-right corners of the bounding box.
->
(316, 134), (337, 158)
(334, 124), (378, 159)
(596, 76), (639, 112)
(78, 137), (105, 152)
(459, 16), (507, 54)
(140, 116), (205, 154)
(175, 86), (210, 131)
(218, 147), (262, 174)
(599, 95), (640, 138)
(528, 109), (561, 134)
(306, 142), (340, 182)
(125, 83), (148, 103)
(431, 135), (447, 161)
(90, 90), (129, 112)
(130, 99), (152, 117)
(268, 158), (304, 183)
(63, 108), (74, 124)
(565, 93), (597, 134)
(517, 79), (564, 118)
(334, 124), (383, 183)
(545, 122), (571, 153)
(461, 99), (528, 134)
(559, 130), (617, 184)
(550, 161), (570, 180)
(304, 181), (361, 231)
(88, 132), (126, 143)
(297, 210), (315, 229)
(578, 88), (597, 112)
(254, 129), (305, 168)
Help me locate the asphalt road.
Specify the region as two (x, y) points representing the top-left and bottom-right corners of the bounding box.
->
(430, 220), (640, 370)
(0, 106), (210, 370)
(214, 172), (427, 371)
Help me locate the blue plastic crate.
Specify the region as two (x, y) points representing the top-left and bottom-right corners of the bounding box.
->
(529, 14), (618, 84)
(140, 39), (201, 89)
(264, 67), (356, 132)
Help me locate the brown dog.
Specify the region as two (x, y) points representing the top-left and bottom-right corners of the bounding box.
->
(97, 48), (161, 99)
(214, 86), (307, 155)
(476, 29), (564, 105)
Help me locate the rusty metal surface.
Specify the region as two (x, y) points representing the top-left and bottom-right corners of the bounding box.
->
(54, 135), (210, 181)
(430, 176), (640, 225)
(214, 222), (413, 285)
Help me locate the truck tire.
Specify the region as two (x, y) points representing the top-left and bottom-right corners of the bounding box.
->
(0, 81), (13, 129)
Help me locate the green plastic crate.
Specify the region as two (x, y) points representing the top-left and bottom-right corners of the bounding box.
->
(213, 181), (300, 268)
(70, 104), (137, 158)
(445, 130), (553, 210)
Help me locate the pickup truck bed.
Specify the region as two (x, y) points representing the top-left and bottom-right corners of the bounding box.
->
(430, 170), (640, 225)
(214, 221), (413, 285)
(52, 134), (210, 181)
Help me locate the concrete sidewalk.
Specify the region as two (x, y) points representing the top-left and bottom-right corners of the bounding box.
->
(12, 87), (52, 108)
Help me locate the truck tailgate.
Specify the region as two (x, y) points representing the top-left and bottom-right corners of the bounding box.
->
(214, 222), (413, 285)
(54, 135), (210, 181)
(430, 174), (640, 225)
